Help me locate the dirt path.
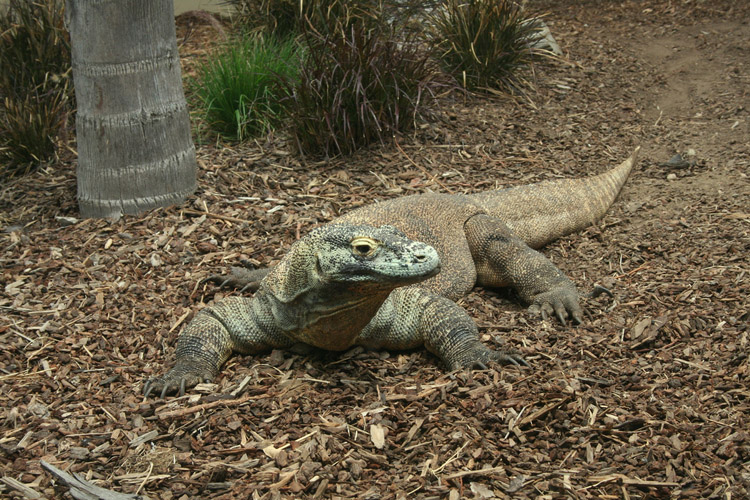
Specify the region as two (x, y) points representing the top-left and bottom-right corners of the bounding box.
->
(1, 1), (748, 499)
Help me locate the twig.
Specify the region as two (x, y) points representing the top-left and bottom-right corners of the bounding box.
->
(394, 138), (453, 193)
(515, 397), (570, 428)
(181, 209), (251, 225)
(654, 107), (663, 127)
(156, 394), (251, 420)
(40, 460), (151, 499)
(588, 474), (679, 488)
(135, 462), (153, 496)
(675, 358), (715, 372)
(0, 476), (42, 499)
(442, 465), (506, 480)
(168, 309), (192, 334)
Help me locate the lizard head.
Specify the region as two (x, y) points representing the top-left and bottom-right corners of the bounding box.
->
(314, 224), (441, 287)
(266, 223), (440, 304)
(264, 223), (440, 350)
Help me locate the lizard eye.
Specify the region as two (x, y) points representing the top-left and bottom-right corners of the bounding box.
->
(351, 236), (379, 257)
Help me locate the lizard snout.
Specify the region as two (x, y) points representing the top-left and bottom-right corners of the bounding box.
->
(409, 242), (438, 262)
(408, 243), (440, 277)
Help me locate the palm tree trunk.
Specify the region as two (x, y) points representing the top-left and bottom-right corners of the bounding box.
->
(66, 0), (197, 218)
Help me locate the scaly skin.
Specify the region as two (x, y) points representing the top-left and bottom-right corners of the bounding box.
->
(145, 148), (639, 397)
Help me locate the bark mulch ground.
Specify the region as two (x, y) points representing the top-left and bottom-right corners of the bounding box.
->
(1, 1), (748, 498)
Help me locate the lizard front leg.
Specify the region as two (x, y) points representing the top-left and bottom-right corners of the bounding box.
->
(358, 288), (526, 369)
(144, 295), (293, 398)
(465, 214), (583, 325)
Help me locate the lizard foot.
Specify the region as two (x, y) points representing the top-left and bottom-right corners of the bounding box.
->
(202, 265), (270, 293)
(528, 282), (583, 326)
(143, 362), (216, 399)
(448, 343), (528, 370)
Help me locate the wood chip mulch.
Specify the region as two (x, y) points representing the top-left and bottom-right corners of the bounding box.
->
(1, 1), (748, 498)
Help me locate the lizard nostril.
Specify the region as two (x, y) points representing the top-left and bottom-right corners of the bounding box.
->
(414, 253), (427, 262)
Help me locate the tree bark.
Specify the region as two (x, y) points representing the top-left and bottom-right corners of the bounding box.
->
(66, 0), (196, 218)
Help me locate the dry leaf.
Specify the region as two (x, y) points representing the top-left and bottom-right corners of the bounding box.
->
(263, 444), (283, 458)
(370, 424), (385, 449)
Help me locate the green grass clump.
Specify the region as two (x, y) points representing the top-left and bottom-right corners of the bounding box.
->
(191, 34), (303, 141)
(429, 0), (549, 93)
(284, 22), (441, 157)
(0, 0), (72, 177)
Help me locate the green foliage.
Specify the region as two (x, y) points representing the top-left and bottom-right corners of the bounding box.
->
(0, 0), (72, 177)
(284, 22), (441, 157)
(226, 0), (425, 38)
(1, 77), (70, 174)
(191, 34), (303, 141)
(227, 0), (301, 38)
(228, 0), (380, 38)
(220, 1), (445, 156)
(429, 0), (548, 93)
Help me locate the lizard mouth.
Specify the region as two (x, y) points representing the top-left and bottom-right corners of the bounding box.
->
(419, 261), (441, 279)
(329, 257), (440, 284)
(334, 264), (436, 280)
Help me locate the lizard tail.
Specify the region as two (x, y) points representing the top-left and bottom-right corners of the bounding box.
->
(470, 146), (641, 248)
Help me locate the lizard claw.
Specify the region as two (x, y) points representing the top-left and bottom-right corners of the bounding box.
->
(490, 348), (529, 367)
(587, 284), (613, 299)
(448, 343), (528, 370)
(528, 282), (583, 326)
(143, 362), (215, 399)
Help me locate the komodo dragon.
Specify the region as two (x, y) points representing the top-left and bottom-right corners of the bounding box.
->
(144, 147), (640, 398)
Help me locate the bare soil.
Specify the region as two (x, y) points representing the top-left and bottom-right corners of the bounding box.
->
(1, 1), (748, 498)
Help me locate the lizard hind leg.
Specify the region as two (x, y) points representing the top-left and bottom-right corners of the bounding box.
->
(203, 265), (272, 293)
(464, 214), (583, 325)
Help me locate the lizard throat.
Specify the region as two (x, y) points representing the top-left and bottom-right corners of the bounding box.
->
(288, 293), (389, 351)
